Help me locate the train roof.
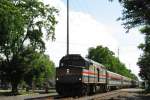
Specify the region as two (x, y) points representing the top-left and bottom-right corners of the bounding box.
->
(107, 70), (122, 77)
(84, 58), (105, 68)
(60, 54), (106, 68)
(60, 54), (85, 61)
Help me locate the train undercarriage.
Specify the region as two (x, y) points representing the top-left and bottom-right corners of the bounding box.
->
(55, 82), (116, 96)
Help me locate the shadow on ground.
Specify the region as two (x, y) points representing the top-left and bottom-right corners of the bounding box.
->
(0, 89), (56, 96)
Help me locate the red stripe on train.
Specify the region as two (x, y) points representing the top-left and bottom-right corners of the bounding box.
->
(82, 71), (122, 80)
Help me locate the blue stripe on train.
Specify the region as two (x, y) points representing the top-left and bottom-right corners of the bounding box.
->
(82, 75), (106, 79)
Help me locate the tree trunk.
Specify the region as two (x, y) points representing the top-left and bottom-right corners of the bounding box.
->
(147, 81), (150, 91)
(11, 82), (19, 95)
(32, 81), (35, 93)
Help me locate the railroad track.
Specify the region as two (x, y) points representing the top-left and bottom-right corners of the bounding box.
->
(77, 90), (125, 100)
(55, 90), (126, 100)
(51, 89), (125, 100)
(27, 89), (126, 100)
(26, 94), (76, 100)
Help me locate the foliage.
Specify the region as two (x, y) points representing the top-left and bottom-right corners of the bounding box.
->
(113, 0), (150, 88)
(23, 49), (55, 88)
(117, 0), (150, 33)
(87, 45), (138, 79)
(0, 0), (58, 94)
(138, 34), (150, 81)
(87, 46), (114, 68)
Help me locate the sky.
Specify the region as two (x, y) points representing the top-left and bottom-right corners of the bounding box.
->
(43, 0), (144, 79)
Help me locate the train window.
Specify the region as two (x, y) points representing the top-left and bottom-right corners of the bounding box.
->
(60, 63), (64, 67)
(60, 59), (88, 67)
(85, 62), (90, 67)
(88, 62), (93, 66)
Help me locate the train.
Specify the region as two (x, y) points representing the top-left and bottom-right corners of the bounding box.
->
(56, 54), (138, 96)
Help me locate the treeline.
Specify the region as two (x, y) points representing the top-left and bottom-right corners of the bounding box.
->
(0, 0), (58, 94)
(112, 0), (150, 89)
(87, 45), (138, 80)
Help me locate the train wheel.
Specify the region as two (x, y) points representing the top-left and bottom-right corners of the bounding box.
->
(89, 85), (96, 94)
(101, 85), (105, 92)
(107, 86), (110, 92)
(104, 85), (110, 92)
(100, 85), (105, 93)
(81, 86), (86, 96)
(81, 85), (90, 96)
(86, 85), (90, 95)
(89, 85), (93, 95)
(93, 85), (96, 93)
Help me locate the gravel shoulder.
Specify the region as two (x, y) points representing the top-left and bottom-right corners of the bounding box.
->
(1, 88), (150, 100)
(108, 88), (150, 100)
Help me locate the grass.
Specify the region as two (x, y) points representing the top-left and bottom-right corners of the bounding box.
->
(0, 89), (56, 96)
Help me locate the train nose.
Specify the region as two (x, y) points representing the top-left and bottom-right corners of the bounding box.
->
(56, 67), (82, 83)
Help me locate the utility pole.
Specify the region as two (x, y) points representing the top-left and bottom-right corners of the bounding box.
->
(118, 48), (120, 59)
(67, 0), (69, 55)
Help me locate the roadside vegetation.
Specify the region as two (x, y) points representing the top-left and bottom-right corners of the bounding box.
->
(113, 0), (150, 91)
(0, 0), (58, 95)
(87, 45), (138, 80)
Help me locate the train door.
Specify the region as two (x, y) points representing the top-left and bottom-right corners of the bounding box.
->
(106, 71), (108, 84)
(97, 68), (100, 82)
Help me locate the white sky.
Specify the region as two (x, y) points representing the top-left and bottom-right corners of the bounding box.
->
(43, 0), (144, 79)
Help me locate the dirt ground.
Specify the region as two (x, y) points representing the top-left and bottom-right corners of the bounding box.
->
(1, 88), (150, 100)
(110, 88), (150, 100)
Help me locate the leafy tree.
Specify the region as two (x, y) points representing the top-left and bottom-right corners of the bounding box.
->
(0, 47), (33, 93)
(115, 0), (150, 32)
(87, 45), (137, 79)
(23, 49), (55, 88)
(0, 0), (58, 94)
(138, 31), (150, 85)
(112, 0), (150, 88)
(87, 46), (114, 69)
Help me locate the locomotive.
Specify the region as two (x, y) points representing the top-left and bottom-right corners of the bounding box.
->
(56, 54), (137, 96)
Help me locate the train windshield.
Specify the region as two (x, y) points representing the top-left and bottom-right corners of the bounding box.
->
(59, 55), (89, 67)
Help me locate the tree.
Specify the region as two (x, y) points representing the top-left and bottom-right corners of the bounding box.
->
(0, 0), (58, 94)
(114, 0), (150, 88)
(0, 47), (33, 93)
(23, 49), (55, 89)
(87, 45), (137, 79)
(116, 0), (150, 32)
(138, 31), (150, 83)
(87, 45), (114, 69)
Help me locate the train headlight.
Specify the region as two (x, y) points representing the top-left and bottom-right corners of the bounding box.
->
(56, 78), (59, 80)
(67, 69), (70, 74)
(79, 78), (82, 80)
